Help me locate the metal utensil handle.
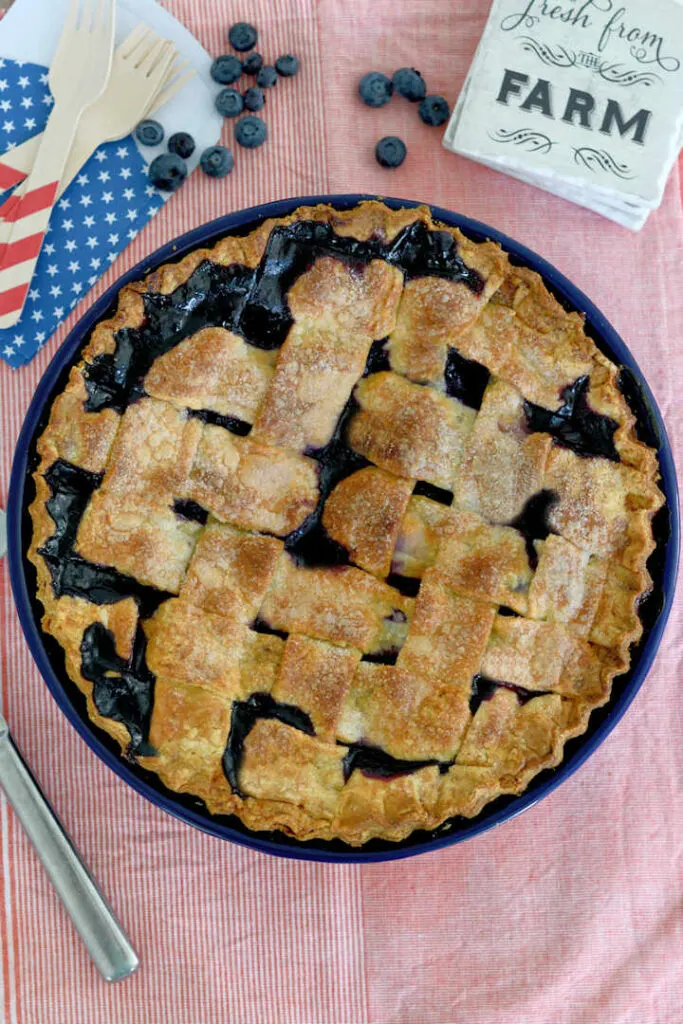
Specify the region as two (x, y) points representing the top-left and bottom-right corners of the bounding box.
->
(0, 728), (139, 982)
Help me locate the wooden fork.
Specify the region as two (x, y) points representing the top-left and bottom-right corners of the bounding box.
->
(0, 25), (185, 193)
(0, 51), (190, 240)
(0, 0), (115, 328)
(0, 41), (191, 292)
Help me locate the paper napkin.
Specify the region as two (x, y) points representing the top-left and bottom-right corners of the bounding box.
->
(443, 0), (683, 229)
(0, 0), (222, 368)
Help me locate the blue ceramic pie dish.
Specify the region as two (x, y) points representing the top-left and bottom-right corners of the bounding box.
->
(7, 195), (680, 862)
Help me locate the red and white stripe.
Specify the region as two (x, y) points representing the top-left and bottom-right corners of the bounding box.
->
(0, 130), (43, 199)
(0, 163), (25, 195)
(0, 181), (58, 328)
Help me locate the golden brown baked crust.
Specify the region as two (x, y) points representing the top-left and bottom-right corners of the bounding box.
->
(322, 467), (414, 577)
(27, 200), (664, 846)
(348, 371), (477, 489)
(144, 327), (276, 422)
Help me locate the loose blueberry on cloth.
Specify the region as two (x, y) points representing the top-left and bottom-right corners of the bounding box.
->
(256, 65), (277, 89)
(199, 145), (234, 177)
(243, 87), (265, 112)
(376, 136), (407, 167)
(210, 55), (243, 85)
(392, 67), (425, 101)
(235, 115), (267, 148)
(242, 52), (263, 75)
(215, 87), (244, 118)
(0, 58), (168, 369)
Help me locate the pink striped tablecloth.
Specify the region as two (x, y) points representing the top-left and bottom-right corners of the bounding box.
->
(1, 2), (682, 1021)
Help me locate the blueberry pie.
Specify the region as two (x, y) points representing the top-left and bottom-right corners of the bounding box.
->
(28, 201), (665, 845)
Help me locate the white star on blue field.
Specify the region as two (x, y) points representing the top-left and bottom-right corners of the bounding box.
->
(0, 58), (167, 367)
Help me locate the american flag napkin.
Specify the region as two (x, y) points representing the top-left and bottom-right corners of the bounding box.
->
(0, 0), (222, 369)
(0, 57), (164, 368)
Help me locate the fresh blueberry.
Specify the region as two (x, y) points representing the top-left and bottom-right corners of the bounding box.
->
(228, 22), (258, 52)
(215, 88), (245, 118)
(242, 52), (263, 75)
(167, 131), (196, 159)
(210, 55), (242, 85)
(275, 54), (299, 78)
(375, 136), (407, 168)
(418, 95), (450, 126)
(243, 86), (265, 112)
(256, 65), (277, 88)
(392, 67), (426, 101)
(148, 153), (187, 191)
(235, 115), (267, 149)
(358, 71), (393, 108)
(199, 145), (234, 178)
(135, 119), (164, 146)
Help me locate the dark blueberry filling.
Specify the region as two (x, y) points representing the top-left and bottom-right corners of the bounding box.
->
(84, 219), (484, 412)
(384, 573), (421, 597)
(39, 457), (173, 616)
(172, 498), (209, 525)
(444, 347), (490, 408)
(237, 219), (485, 350)
(284, 523), (349, 569)
(361, 648), (399, 665)
(223, 693), (450, 791)
(524, 376), (619, 461)
(80, 623), (156, 757)
(363, 338), (391, 376)
(187, 408), (252, 435)
(311, 397), (370, 485)
(468, 675), (498, 712)
(223, 692), (314, 795)
(250, 617), (289, 640)
(469, 674), (548, 715)
(285, 397), (368, 568)
(386, 222), (483, 289)
(508, 489), (558, 570)
(636, 503), (668, 632)
(40, 459), (103, 560)
(284, 519), (349, 569)
(236, 222), (358, 349)
(617, 366), (660, 448)
(342, 743), (439, 782)
(43, 554), (172, 616)
(412, 480), (453, 506)
(84, 262), (255, 413)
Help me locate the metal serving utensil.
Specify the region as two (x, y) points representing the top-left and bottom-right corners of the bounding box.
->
(0, 712), (139, 981)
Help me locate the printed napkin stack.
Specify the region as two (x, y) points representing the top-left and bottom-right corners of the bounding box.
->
(444, 0), (683, 229)
(0, 0), (221, 367)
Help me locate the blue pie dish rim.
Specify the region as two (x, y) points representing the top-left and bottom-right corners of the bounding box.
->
(7, 193), (680, 863)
